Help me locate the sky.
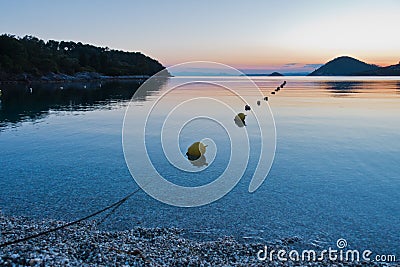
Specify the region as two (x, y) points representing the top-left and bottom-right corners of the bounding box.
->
(0, 0), (399, 74)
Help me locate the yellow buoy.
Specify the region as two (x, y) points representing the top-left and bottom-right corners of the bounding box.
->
(237, 112), (246, 121)
(234, 113), (246, 127)
(186, 142), (207, 161)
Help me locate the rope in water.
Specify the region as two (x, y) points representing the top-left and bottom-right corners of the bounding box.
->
(0, 187), (141, 248)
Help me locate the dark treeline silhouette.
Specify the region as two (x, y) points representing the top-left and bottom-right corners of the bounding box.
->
(0, 34), (169, 80)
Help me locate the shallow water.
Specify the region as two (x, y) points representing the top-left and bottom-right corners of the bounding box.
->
(0, 77), (399, 255)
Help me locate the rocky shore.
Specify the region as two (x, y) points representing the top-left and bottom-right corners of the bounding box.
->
(0, 72), (151, 84)
(0, 214), (397, 266)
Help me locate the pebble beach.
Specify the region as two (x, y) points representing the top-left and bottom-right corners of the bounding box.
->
(0, 213), (398, 267)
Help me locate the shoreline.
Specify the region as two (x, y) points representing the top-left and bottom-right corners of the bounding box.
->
(0, 214), (393, 266)
(0, 72), (152, 85)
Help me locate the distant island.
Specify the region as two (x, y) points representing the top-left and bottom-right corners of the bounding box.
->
(309, 56), (400, 76)
(0, 34), (170, 82)
(243, 72), (284, 76)
(268, 72), (284, 76)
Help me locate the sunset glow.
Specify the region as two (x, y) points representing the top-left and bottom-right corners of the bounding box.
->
(1, 0), (399, 73)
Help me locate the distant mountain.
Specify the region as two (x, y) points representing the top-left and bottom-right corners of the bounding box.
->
(268, 72), (284, 76)
(243, 72), (283, 76)
(280, 72), (310, 76)
(308, 56), (379, 76)
(356, 63), (400, 76)
(243, 74), (269, 76)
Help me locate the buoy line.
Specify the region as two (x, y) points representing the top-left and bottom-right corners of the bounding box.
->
(0, 187), (141, 248)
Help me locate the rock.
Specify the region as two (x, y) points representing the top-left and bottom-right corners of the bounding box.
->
(0, 214), (387, 266)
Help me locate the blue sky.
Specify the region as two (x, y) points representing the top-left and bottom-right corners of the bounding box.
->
(1, 0), (399, 73)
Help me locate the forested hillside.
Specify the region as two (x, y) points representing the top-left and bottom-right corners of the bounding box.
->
(0, 34), (169, 80)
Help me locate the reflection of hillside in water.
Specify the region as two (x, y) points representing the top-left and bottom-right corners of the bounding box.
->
(0, 78), (168, 129)
(320, 81), (363, 96)
(320, 80), (400, 96)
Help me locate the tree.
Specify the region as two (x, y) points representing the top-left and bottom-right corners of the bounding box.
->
(0, 34), (169, 80)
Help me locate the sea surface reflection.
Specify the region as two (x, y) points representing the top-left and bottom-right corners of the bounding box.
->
(0, 77), (399, 255)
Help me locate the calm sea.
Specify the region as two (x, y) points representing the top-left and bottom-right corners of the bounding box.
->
(0, 77), (399, 254)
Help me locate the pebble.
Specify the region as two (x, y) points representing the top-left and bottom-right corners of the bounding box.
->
(0, 214), (396, 266)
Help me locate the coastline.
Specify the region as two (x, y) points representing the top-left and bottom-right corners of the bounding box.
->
(0, 72), (152, 85)
(0, 214), (393, 266)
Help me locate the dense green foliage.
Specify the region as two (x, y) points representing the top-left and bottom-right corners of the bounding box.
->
(0, 34), (168, 80)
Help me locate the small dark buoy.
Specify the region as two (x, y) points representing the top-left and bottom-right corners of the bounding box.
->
(245, 104), (251, 111)
(271, 92), (275, 95)
(257, 100), (260, 106)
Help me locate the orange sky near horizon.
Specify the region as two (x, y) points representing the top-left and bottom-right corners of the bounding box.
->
(1, 0), (399, 72)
